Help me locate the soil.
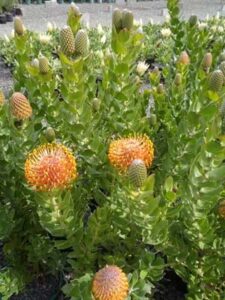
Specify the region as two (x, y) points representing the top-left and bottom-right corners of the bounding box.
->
(154, 269), (187, 300)
(0, 243), (62, 300)
(0, 242), (6, 268)
(10, 274), (64, 300)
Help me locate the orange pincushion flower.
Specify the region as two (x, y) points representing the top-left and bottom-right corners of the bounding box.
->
(108, 134), (154, 172)
(10, 92), (32, 120)
(25, 143), (77, 191)
(92, 265), (129, 300)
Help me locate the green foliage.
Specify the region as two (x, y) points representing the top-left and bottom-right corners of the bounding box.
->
(0, 269), (26, 300)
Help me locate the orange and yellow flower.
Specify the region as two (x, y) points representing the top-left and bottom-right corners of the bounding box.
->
(108, 134), (154, 172)
(92, 265), (129, 300)
(25, 143), (77, 191)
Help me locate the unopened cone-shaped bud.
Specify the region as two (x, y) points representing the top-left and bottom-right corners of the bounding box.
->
(92, 98), (101, 112)
(122, 9), (134, 30)
(218, 200), (225, 218)
(128, 159), (147, 188)
(220, 61), (225, 76)
(75, 29), (89, 55)
(69, 2), (81, 17)
(0, 90), (5, 105)
(39, 57), (49, 74)
(92, 265), (129, 300)
(10, 92), (32, 120)
(47, 22), (53, 32)
(209, 70), (224, 92)
(189, 15), (198, 26)
(14, 17), (24, 36)
(174, 73), (182, 86)
(44, 127), (55, 143)
(177, 51), (190, 65)
(112, 8), (122, 31)
(60, 26), (75, 55)
(201, 53), (212, 70)
(157, 83), (164, 94)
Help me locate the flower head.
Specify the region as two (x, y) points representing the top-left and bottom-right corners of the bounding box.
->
(218, 26), (223, 33)
(216, 12), (220, 20)
(97, 23), (104, 35)
(161, 28), (171, 37)
(165, 14), (171, 23)
(92, 265), (129, 300)
(11, 30), (15, 38)
(100, 34), (107, 44)
(211, 25), (216, 33)
(136, 61), (149, 76)
(198, 22), (207, 31)
(47, 22), (53, 32)
(25, 143), (77, 191)
(39, 34), (51, 44)
(108, 134), (154, 172)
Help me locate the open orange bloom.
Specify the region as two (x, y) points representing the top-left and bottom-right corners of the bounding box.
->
(92, 265), (129, 300)
(108, 134), (154, 172)
(25, 143), (77, 191)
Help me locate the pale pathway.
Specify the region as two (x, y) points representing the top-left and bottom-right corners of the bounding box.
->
(0, 0), (224, 37)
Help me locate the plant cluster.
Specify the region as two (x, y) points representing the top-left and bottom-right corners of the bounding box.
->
(0, 0), (225, 299)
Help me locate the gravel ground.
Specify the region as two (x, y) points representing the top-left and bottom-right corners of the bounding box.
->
(0, 59), (13, 96)
(0, 0), (224, 37)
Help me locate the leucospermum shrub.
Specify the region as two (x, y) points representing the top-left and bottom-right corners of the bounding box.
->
(0, 4), (161, 300)
(1, 0), (225, 299)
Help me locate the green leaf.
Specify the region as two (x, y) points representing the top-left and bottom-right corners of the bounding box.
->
(207, 165), (225, 180)
(164, 176), (173, 192)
